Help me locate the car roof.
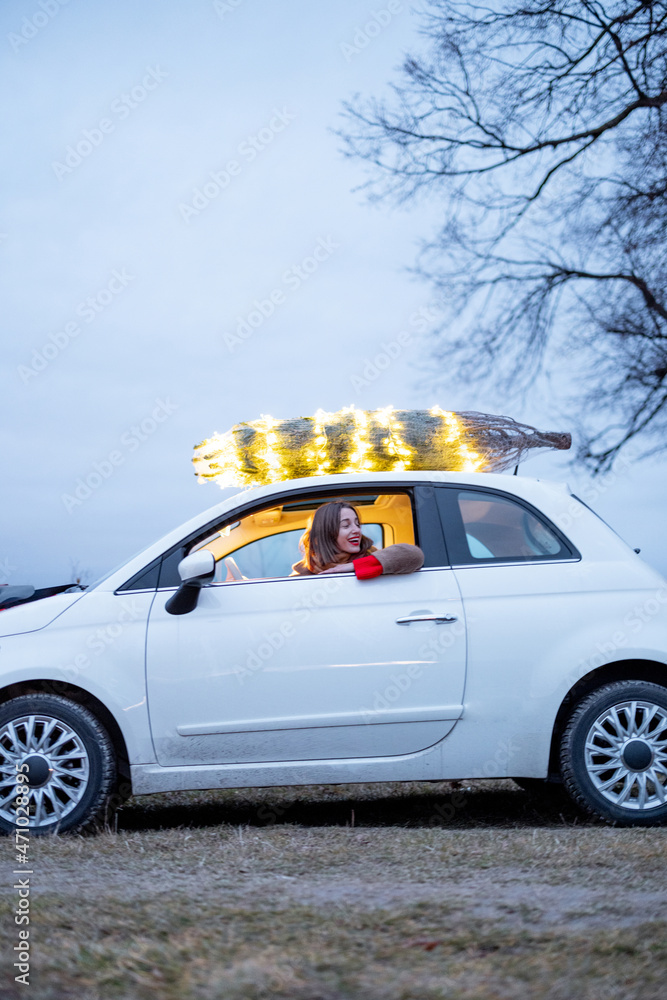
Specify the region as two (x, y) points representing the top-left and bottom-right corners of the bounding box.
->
(97, 470), (573, 591)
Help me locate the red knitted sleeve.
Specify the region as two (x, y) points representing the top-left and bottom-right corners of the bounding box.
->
(352, 554), (383, 580)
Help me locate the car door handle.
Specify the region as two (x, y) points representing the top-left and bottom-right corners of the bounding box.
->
(395, 614), (458, 626)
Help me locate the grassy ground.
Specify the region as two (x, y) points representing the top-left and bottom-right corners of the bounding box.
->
(2, 780), (666, 999)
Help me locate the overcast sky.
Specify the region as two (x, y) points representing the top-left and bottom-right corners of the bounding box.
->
(2, 0), (666, 589)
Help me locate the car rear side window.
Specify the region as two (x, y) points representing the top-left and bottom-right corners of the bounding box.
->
(437, 488), (576, 566)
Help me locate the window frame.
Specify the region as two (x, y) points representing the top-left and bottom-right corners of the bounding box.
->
(215, 521), (387, 582)
(116, 480), (449, 593)
(434, 485), (580, 568)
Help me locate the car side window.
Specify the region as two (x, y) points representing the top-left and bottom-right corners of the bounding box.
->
(153, 490), (418, 588)
(213, 523), (385, 582)
(437, 488), (574, 565)
(189, 493), (403, 583)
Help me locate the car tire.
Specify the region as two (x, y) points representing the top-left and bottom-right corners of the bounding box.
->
(561, 681), (667, 826)
(0, 694), (117, 836)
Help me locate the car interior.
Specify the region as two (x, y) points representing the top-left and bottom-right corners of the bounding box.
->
(457, 491), (565, 560)
(191, 491), (416, 581)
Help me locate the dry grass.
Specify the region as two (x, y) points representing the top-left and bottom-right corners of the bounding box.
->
(2, 780), (666, 999)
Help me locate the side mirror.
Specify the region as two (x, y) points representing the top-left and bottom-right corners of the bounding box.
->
(165, 550), (215, 616)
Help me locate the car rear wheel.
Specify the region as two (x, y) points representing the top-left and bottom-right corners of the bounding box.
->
(0, 694), (117, 835)
(561, 681), (667, 826)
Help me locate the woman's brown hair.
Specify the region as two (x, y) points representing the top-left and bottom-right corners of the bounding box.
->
(301, 501), (375, 573)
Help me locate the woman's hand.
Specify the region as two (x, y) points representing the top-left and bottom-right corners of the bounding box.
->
(320, 562), (355, 574)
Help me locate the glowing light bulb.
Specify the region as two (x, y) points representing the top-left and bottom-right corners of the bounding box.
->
(192, 406), (568, 487)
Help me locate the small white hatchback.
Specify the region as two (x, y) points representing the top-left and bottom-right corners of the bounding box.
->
(1, 470), (667, 833)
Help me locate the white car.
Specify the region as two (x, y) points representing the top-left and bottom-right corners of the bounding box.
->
(1, 470), (667, 834)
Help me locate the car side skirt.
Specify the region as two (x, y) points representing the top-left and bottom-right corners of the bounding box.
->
(129, 720), (537, 795)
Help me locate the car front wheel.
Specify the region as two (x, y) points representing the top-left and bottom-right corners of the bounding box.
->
(0, 694), (117, 835)
(561, 681), (667, 826)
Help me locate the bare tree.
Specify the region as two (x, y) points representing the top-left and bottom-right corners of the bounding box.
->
(68, 559), (91, 587)
(340, 0), (667, 470)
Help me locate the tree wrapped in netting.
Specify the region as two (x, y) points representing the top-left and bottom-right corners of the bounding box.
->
(193, 406), (570, 488)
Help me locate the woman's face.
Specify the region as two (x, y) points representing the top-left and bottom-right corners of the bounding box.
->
(336, 507), (361, 554)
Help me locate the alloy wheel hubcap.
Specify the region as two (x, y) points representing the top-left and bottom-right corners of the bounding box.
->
(585, 700), (667, 811)
(0, 714), (90, 828)
(23, 754), (53, 787)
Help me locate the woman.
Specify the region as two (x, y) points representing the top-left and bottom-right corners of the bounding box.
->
(291, 500), (424, 579)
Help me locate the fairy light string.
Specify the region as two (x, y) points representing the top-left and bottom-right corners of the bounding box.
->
(192, 406), (571, 488)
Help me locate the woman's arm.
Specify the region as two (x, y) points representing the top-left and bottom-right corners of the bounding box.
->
(353, 544), (424, 580)
(319, 545), (425, 577)
(319, 562), (355, 574)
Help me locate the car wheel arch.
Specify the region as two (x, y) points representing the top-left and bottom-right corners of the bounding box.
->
(545, 658), (667, 781)
(560, 678), (667, 825)
(0, 679), (132, 795)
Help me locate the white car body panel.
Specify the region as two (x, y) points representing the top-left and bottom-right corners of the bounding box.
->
(452, 560), (667, 778)
(2, 470), (666, 802)
(0, 591), (157, 763)
(0, 590), (87, 636)
(145, 567), (466, 765)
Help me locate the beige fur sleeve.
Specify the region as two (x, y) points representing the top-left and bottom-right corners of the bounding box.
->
(290, 560), (313, 576)
(372, 544), (424, 575)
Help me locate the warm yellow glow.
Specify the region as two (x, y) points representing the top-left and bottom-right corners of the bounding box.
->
(192, 405), (491, 487)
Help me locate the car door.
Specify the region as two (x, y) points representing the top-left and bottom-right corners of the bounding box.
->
(145, 484), (467, 766)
